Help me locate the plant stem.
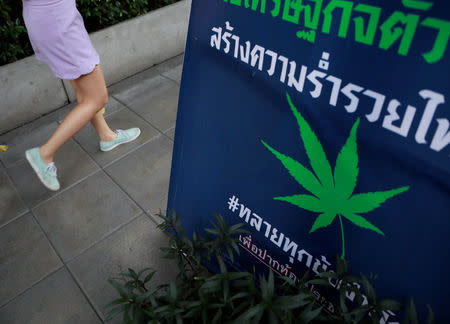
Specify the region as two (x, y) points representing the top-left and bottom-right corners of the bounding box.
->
(338, 215), (345, 259)
(167, 222), (198, 274)
(180, 249), (197, 274)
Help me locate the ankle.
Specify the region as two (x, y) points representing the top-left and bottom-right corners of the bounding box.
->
(39, 146), (54, 164)
(100, 131), (118, 142)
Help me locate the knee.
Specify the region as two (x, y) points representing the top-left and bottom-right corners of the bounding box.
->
(95, 87), (108, 109)
(84, 89), (108, 112)
(99, 90), (108, 109)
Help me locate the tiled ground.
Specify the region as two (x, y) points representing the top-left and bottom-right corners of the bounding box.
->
(0, 54), (183, 323)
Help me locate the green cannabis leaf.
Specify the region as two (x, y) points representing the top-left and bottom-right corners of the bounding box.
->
(262, 93), (410, 259)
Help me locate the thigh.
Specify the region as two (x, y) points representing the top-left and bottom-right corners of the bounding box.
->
(69, 79), (83, 103)
(70, 65), (107, 103)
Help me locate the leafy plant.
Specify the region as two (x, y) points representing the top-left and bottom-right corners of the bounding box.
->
(0, 0), (33, 65)
(261, 93), (410, 259)
(104, 211), (436, 324)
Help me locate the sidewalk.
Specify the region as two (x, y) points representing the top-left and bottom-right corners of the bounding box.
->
(0, 54), (183, 324)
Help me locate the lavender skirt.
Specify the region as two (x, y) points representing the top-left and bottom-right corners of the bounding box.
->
(22, 0), (100, 80)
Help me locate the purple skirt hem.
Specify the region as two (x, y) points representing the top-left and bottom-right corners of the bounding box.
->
(35, 54), (100, 80)
(58, 57), (99, 80)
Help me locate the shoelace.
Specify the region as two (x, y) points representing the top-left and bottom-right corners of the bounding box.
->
(115, 129), (127, 137)
(45, 162), (57, 177)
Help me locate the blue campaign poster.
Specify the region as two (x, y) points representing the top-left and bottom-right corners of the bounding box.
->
(167, 0), (450, 322)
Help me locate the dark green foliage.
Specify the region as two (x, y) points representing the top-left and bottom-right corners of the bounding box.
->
(105, 211), (436, 324)
(76, 0), (180, 33)
(0, 0), (180, 65)
(0, 0), (32, 65)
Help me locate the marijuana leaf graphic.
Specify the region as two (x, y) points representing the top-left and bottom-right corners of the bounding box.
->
(261, 93), (410, 259)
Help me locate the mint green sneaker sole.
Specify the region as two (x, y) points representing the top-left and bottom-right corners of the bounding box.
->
(100, 128), (141, 152)
(25, 150), (60, 191)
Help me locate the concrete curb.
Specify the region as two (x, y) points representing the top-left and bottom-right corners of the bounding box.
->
(0, 0), (190, 134)
(0, 56), (69, 135)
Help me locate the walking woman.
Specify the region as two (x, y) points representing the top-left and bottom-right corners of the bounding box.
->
(22, 0), (140, 191)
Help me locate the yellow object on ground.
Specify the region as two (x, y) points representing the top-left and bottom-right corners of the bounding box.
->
(101, 107), (105, 114)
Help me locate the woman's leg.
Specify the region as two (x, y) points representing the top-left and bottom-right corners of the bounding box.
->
(90, 110), (118, 141)
(70, 74), (117, 143)
(39, 65), (110, 163)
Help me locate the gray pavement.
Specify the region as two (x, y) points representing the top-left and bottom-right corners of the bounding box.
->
(0, 54), (183, 323)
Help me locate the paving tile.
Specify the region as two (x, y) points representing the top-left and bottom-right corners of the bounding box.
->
(107, 54), (183, 96)
(35, 105), (73, 128)
(57, 96), (125, 123)
(0, 267), (102, 324)
(67, 213), (178, 322)
(164, 126), (175, 141)
(0, 97), (125, 168)
(0, 170), (28, 228)
(154, 54), (184, 75)
(161, 64), (183, 84)
(0, 121), (59, 168)
(73, 108), (159, 167)
(32, 171), (142, 262)
(108, 65), (162, 97)
(105, 134), (173, 217)
(112, 74), (180, 133)
(6, 139), (99, 208)
(0, 213), (62, 307)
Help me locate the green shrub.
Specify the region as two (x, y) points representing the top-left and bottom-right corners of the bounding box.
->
(0, 0), (181, 66)
(104, 211), (436, 324)
(78, 0), (180, 33)
(0, 0), (33, 65)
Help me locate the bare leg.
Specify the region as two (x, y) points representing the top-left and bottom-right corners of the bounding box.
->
(39, 65), (109, 163)
(70, 77), (117, 143)
(90, 111), (118, 142)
